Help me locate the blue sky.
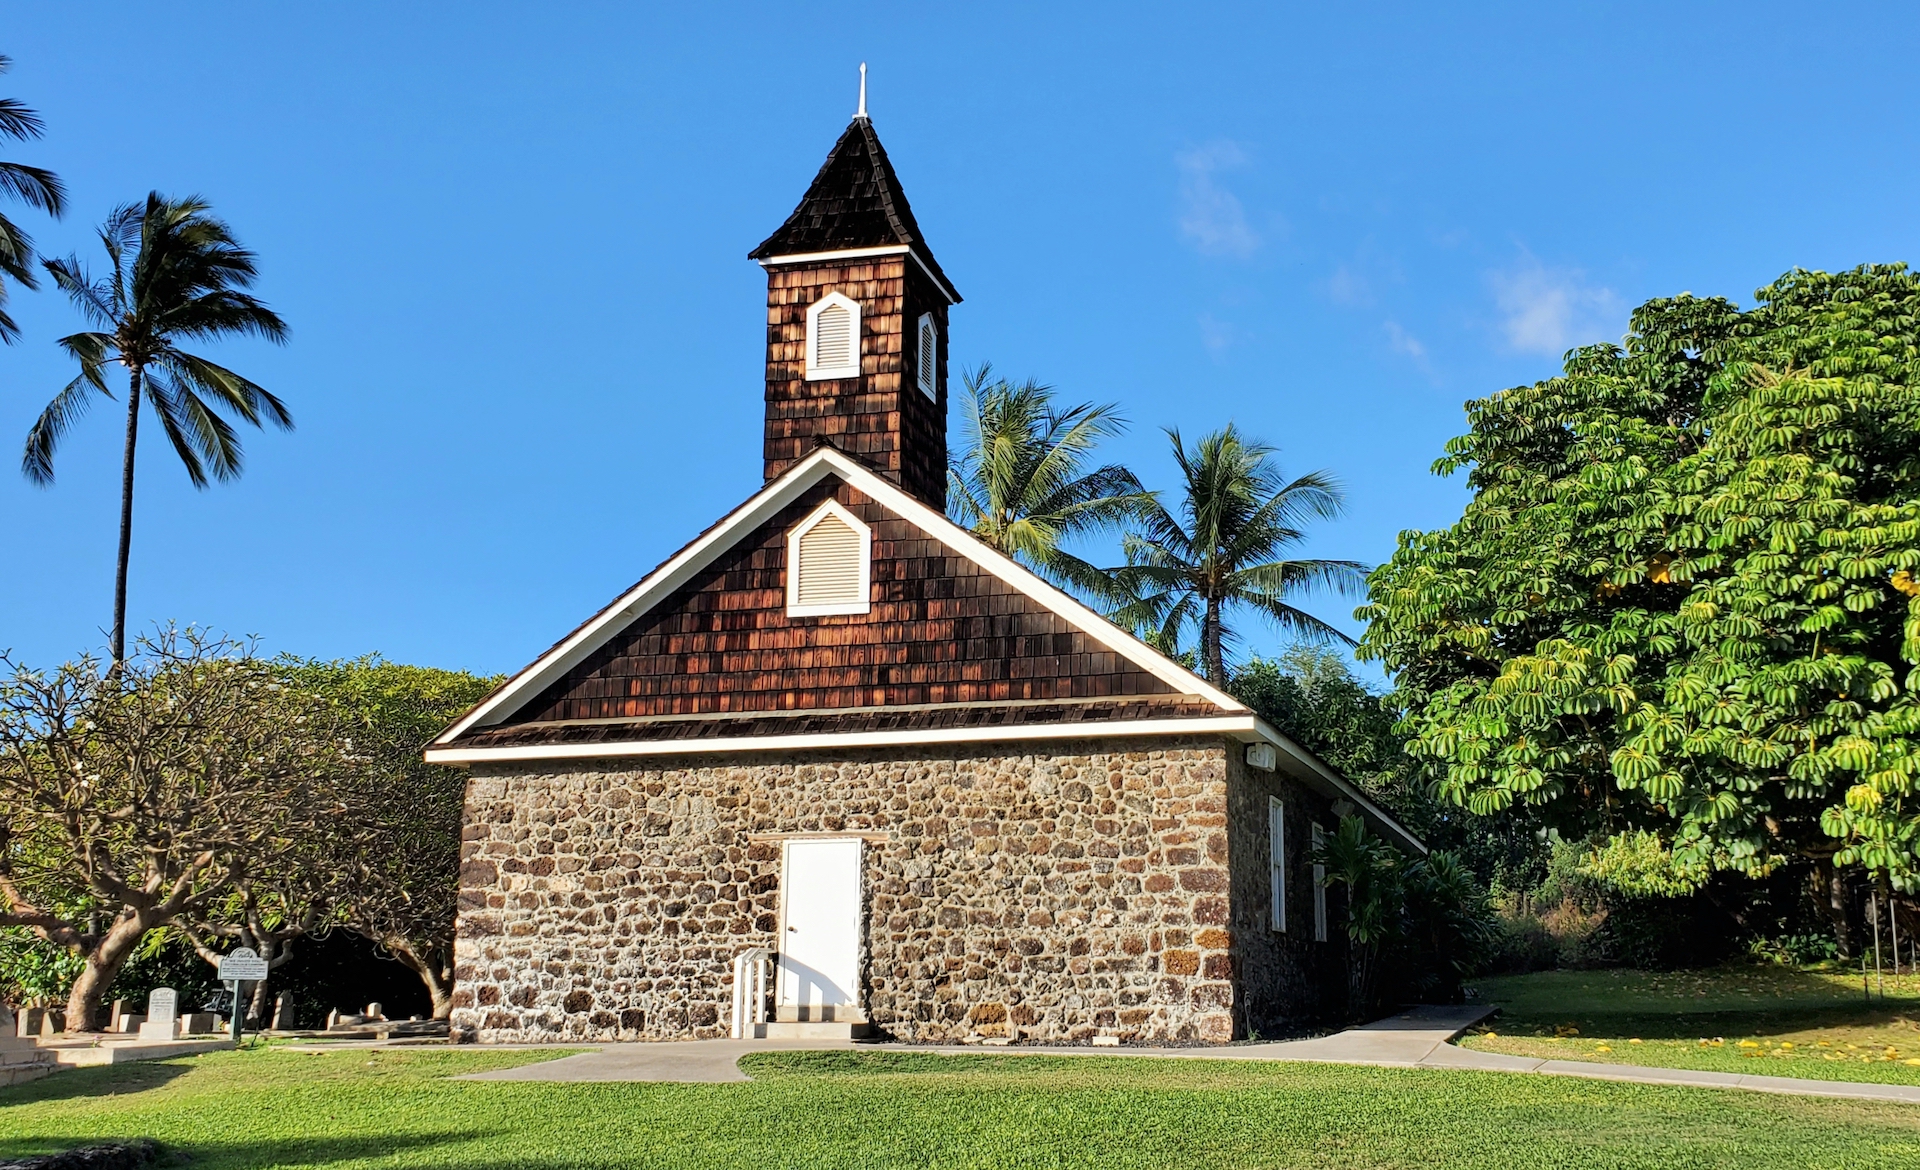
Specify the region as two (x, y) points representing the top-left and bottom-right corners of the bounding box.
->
(3, 3), (1918, 678)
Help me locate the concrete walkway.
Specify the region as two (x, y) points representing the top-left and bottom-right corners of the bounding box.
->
(455, 1005), (1920, 1104)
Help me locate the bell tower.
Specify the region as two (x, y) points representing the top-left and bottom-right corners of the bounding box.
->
(749, 72), (960, 508)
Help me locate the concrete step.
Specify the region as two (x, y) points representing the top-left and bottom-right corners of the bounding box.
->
(752, 1021), (871, 1040)
(0, 1063), (53, 1088)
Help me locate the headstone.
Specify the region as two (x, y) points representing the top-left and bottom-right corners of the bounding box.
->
(325, 1008), (340, 1030)
(109, 999), (127, 1028)
(364, 1002), (384, 1021)
(176, 1012), (218, 1036)
(137, 988), (178, 1041)
(38, 1009), (64, 1037)
(0, 1005), (35, 1055)
(115, 1012), (147, 1034)
(272, 993), (296, 1031)
(15, 1008), (41, 1039)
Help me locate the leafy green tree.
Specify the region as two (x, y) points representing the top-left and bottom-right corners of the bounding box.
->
(0, 55), (64, 342)
(1231, 648), (1552, 887)
(1116, 425), (1367, 681)
(280, 657), (500, 1019)
(1360, 266), (1920, 946)
(0, 629), (354, 1032)
(22, 195), (289, 665)
(947, 364), (1152, 597)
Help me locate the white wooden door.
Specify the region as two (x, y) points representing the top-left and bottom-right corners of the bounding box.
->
(776, 838), (863, 1019)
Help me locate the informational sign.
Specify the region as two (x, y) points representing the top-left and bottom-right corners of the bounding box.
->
(217, 947), (269, 982)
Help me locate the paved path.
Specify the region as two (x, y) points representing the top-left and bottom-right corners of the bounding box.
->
(456, 1004), (1920, 1103)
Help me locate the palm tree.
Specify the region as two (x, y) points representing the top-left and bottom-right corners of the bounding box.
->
(0, 55), (66, 341)
(947, 364), (1152, 597)
(22, 194), (290, 664)
(1114, 425), (1367, 682)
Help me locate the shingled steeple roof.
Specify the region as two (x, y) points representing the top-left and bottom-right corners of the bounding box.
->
(749, 116), (959, 302)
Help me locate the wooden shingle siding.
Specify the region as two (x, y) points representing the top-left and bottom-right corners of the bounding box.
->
(764, 258), (947, 507)
(512, 475), (1176, 723)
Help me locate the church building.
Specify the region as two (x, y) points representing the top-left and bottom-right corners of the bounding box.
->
(429, 93), (1423, 1045)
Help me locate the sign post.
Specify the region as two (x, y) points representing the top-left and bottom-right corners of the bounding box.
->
(216, 947), (270, 1042)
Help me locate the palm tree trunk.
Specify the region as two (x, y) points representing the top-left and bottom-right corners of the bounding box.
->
(110, 366), (143, 666)
(1203, 596), (1224, 682)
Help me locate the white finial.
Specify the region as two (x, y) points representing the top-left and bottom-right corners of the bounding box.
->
(857, 62), (868, 119)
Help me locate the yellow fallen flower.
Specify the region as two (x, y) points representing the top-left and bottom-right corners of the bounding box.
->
(1594, 1045), (1612, 1053)
(1738, 1040), (1760, 1048)
(1628, 1038), (1643, 1045)
(1779, 1042), (1794, 1050)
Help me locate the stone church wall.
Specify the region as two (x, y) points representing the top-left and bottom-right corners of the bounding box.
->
(1224, 752), (1350, 1038)
(450, 736), (1274, 1044)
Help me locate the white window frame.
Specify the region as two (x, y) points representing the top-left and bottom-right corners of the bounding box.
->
(805, 292), (862, 381)
(1311, 822), (1328, 942)
(1269, 797), (1286, 933)
(915, 313), (938, 400)
(785, 499), (872, 617)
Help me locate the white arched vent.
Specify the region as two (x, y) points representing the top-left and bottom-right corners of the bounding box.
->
(806, 292), (862, 381)
(786, 499), (872, 616)
(916, 313), (938, 399)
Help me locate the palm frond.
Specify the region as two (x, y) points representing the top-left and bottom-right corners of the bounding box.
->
(0, 209), (36, 286)
(1237, 590), (1360, 648)
(22, 367), (110, 484)
(161, 350), (292, 429)
(43, 257), (120, 328)
(0, 161), (63, 216)
(141, 372), (215, 488)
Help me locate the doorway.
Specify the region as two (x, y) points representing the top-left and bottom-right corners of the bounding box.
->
(776, 837), (864, 1021)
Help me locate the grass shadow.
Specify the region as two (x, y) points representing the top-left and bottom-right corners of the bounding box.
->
(0, 1059), (196, 1106)
(0, 1130), (501, 1169)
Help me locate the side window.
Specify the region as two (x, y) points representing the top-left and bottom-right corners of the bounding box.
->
(1269, 797), (1286, 933)
(1311, 822), (1328, 942)
(806, 292), (861, 381)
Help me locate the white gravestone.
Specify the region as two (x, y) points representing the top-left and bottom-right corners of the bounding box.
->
(137, 988), (178, 1041)
(272, 993), (295, 1031)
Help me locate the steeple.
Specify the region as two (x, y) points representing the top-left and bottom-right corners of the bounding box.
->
(751, 90), (959, 506)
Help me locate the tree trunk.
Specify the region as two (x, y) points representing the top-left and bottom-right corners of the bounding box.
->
(1813, 857), (1856, 959)
(383, 935), (455, 1020)
(110, 366), (144, 666)
(63, 914), (149, 1033)
(1203, 596), (1223, 682)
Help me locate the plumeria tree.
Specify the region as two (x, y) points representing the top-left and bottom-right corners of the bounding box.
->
(0, 630), (356, 1031)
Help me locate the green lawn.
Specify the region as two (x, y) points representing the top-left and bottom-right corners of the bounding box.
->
(1, 1045), (1917, 1168)
(1461, 965), (1920, 1084)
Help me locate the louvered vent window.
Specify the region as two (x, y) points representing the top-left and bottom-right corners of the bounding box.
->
(916, 314), (937, 399)
(806, 292), (861, 381)
(786, 501), (872, 616)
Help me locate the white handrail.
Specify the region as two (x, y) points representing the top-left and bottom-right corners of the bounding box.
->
(730, 948), (774, 1039)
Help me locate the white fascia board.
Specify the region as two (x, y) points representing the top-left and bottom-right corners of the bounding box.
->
(1249, 716), (1428, 856)
(425, 716), (1263, 765)
(757, 246), (960, 305)
(434, 446), (1245, 745)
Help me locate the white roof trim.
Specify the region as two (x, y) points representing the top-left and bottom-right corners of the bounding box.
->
(756, 245), (960, 305)
(1251, 716), (1427, 855)
(433, 446), (1246, 746)
(427, 715), (1258, 764)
